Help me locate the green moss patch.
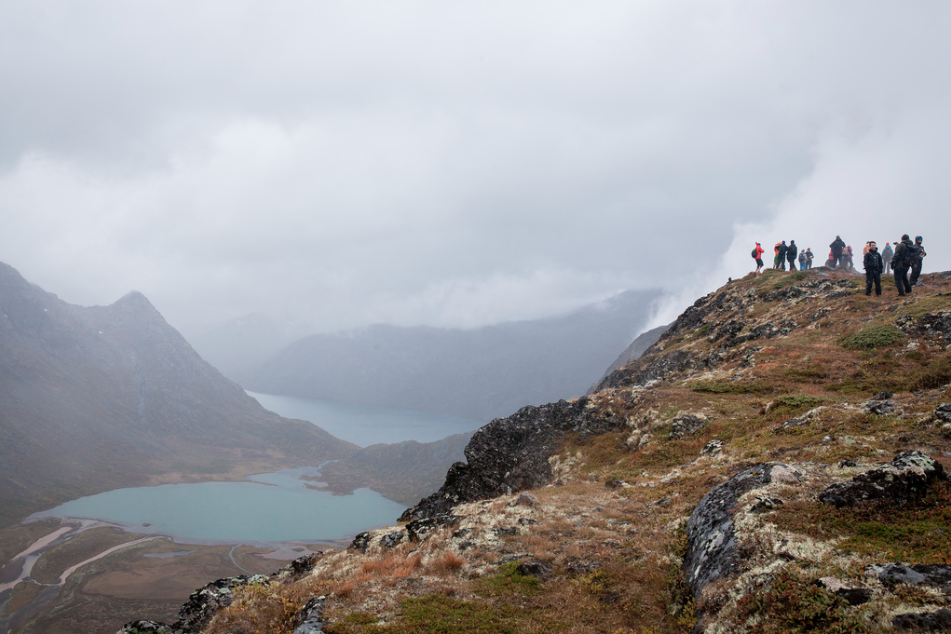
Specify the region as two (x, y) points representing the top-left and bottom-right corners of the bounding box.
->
(769, 394), (824, 417)
(842, 325), (905, 351)
(474, 561), (541, 597)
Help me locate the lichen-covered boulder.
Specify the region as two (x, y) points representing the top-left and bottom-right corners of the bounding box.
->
(669, 413), (708, 439)
(818, 450), (944, 508)
(935, 403), (951, 423)
(291, 596), (326, 634)
(867, 563), (951, 591)
(683, 463), (801, 598)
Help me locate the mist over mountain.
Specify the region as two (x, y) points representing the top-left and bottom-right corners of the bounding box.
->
(0, 262), (355, 527)
(237, 289), (661, 422)
(184, 313), (316, 383)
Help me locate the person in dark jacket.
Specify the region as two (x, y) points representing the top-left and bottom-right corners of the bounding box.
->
(893, 234), (915, 296)
(830, 236), (846, 269)
(910, 235), (927, 286)
(776, 241), (788, 270)
(786, 240), (798, 270)
(804, 248), (814, 269)
(863, 242), (883, 296)
(882, 242), (894, 273)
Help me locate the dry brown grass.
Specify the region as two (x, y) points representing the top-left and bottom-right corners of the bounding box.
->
(428, 551), (466, 576)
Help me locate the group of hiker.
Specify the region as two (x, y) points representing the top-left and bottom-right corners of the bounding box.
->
(752, 240), (815, 273)
(751, 234), (927, 298)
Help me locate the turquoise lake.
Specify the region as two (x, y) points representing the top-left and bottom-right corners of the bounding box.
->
(29, 468), (407, 543)
(27, 397), (478, 543)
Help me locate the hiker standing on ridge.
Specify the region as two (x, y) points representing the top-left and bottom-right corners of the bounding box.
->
(805, 248), (814, 269)
(775, 241), (788, 270)
(893, 234), (915, 296)
(798, 249), (806, 270)
(863, 241), (883, 296)
(882, 242), (894, 274)
(830, 235), (846, 269)
(910, 236), (927, 286)
(786, 240), (798, 271)
(844, 246), (855, 272)
(752, 242), (765, 273)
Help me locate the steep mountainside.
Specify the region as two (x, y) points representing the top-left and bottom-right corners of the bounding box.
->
(130, 268), (951, 634)
(0, 262), (356, 527)
(241, 289), (662, 421)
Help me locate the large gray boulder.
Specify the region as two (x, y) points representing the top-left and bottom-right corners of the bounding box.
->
(683, 463), (801, 598)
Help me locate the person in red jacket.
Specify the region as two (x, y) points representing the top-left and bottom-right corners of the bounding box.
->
(752, 242), (765, 273)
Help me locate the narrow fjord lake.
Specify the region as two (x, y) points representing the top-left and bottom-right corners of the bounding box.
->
(28, 395), (480, 543)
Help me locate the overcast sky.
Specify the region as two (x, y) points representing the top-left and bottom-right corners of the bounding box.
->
(2, 1), (949, 335)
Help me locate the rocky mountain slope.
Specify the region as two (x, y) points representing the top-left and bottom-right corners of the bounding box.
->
(122, 267), (951, 634)
(0, 262), (357, 528)
(238, 289), (662, 422)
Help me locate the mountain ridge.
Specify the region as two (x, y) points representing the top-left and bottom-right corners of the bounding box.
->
(238, 288), (663, 421)
(117, 267), (951, 634)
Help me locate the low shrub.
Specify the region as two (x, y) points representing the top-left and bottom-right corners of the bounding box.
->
(735, 569), (872, 634)
(842, 324), (904, 350)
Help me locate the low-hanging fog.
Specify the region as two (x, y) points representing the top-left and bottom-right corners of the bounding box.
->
(1, 1), (949, 334)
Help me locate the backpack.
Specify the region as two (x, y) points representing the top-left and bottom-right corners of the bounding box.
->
(897, 243), (916, 266)
(751, 248), (758, 259)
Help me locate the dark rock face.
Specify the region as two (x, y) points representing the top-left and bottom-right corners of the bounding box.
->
(896, 311), (951, 345)
(175, 575), (268, 633)
(935, 403), (951, 423)
(869, 563), (951, 592)
(350, 532), (371, 552)
(818, 451), (944, 508)
(407, 514), (460, 541)
(892, 609), (951, 631)
(400, 397), (625, 522)
(291, 596), (326, 634)
(669, 414), (707, 439)
(118, 558), (322, 633)
(381, 532), (405, 549)
(862, 396), (896, 416)
(274, 554), (319, 582)
(683, 463), (801, 598)
(516, 561), (551, 579)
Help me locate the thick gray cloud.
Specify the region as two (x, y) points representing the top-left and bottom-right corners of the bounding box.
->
(1, 1), (949, 333)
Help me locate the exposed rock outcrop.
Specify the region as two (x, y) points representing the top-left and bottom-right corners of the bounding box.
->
(116, 557), (318, 634)
(399, 397), (625, 522)
(683, 463), (802, 598)
(818, 450), (945, 508)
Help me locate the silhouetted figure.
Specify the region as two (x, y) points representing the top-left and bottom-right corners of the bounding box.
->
(786, 240), (798, 270)
(830, 236), (846, 269)
(910, 235), (927, 286)
(863, 242), (883, 296)
(804, 248), (814, 269)
(882, 242), (893, 274)
(893, 234), (914, 296)
(775, 241), (788, 270)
